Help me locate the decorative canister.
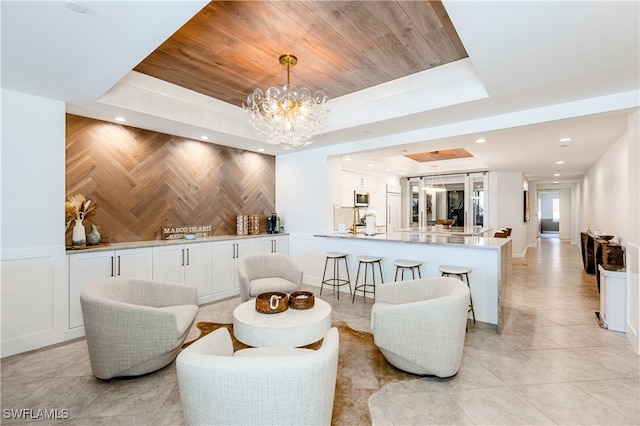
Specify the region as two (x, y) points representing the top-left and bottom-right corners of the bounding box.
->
(237, 215), (249, 235)
(249, 215), (260, 234)
(87, 224), (101, 245)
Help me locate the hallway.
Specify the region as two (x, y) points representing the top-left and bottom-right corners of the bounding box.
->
(369, 237), (639, 425)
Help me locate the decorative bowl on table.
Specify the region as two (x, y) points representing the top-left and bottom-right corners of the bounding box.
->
(437, 219), (455, 228)
(255, 292), (289, 314)
(289, 291), (315, 310)
(598, 234), (615, 242)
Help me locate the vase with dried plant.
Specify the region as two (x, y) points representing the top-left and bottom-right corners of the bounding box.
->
(65, 194), (96, 247)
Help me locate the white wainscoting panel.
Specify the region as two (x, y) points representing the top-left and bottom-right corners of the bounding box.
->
(1, 247), (67, 357)
(627, 243), (639, 354)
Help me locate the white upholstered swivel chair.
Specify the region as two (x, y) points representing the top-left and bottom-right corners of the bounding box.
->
(237, 252), (303, 302)
(176, 327), (339, 426)
(371, 277), (469, 378)
(80, 277), (199, 379)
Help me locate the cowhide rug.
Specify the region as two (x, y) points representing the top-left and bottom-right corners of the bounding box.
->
(182, 321), (415, 425)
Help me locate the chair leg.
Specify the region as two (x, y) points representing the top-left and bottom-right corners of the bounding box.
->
(464, 273), (476, 323)
(342, 257), (353, 296)
(320, 257), (330, 295)
(333, 258), (340, 300)
(352, 262), (362, 303)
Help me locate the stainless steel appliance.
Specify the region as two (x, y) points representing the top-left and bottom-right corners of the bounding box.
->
(354, 190), (369, 207)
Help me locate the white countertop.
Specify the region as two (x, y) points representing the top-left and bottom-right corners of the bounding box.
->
(393, 225), (493, 236)
(315, 230), (510, 249)
(66, 233), (288, 254)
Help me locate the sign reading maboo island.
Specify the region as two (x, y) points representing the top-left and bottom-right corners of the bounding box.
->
(162, 225), (211, 240)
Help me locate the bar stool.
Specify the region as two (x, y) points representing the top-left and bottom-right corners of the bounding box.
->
(438, 265), (475, 323)
(320, 252), (352, 300)
(393, 259), (422, 281)
(352, 255), (384, 302)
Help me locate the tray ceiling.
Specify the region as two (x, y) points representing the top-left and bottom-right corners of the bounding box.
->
(133, 0), (467, 107)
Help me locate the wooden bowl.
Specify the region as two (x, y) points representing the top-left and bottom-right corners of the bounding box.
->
(437, 219), (455, 227)
(255, 292), (289, 314)
(598, 234), (615, 242)
(289, 291), (315, 310)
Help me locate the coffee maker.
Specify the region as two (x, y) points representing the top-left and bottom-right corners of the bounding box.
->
(267, 213), (280, 234)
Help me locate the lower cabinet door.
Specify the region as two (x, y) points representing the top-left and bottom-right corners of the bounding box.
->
(211, 241), (237, 295)
(152, 245), (186, 284)
(184, 242), (212, 301)
(68, 251), (114, 329)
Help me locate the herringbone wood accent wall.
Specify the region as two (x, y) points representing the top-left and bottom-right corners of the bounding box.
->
(65, 114), (275, 244)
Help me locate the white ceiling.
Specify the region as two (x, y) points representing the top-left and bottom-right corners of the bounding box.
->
(2, 1), (639, 185)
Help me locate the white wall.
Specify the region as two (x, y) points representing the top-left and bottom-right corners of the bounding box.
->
(1, 89), (67, 357)
(579, 133), (629, 243)
(578, 110), (639, 354)
(558, 188), (572, 242)
(625, 110), (639, 353)
(276, 147), (332, 234)
(488, 171), (529, 258)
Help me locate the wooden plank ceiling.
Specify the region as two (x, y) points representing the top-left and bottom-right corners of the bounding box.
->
(404, 148), (473, 162)
(134, 0), (467, 107)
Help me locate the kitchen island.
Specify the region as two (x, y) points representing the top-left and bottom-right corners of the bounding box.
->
(309, 231), (512, 333)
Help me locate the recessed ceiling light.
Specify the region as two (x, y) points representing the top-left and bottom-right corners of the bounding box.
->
(66, 1), (87, 13)
(554, 173), (561, 177)
(344, 157), (351, 161)
(553, 181), (559, 184)
(367, 163), (374, 167)
(200, 136), (209, 140)
(555, 160), (564, 165)
(258, 148), (264, 152)
(559, 137), (572, 142)
(114, 117), (126, 122)
(475, 138), (487, 144)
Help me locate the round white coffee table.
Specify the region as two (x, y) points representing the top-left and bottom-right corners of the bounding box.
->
(233, 298), (332, 347)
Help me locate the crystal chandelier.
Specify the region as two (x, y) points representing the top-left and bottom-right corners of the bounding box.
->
(243, 54), (329, 150)
(422, 164), (446, 192)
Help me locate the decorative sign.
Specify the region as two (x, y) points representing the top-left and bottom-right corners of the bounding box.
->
(162, 225), (211, 240)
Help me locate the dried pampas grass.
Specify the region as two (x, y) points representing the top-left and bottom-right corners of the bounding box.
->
(65, 194), (96, 230)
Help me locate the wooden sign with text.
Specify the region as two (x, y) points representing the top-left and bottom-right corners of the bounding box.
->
(161, 225), (211, 240)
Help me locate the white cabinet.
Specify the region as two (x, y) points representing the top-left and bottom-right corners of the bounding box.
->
(341, 171), (376, 207)
(152, 243), (211, 303)
(68, 247), (152, 331)
(211, 239), (255, 298)
(254, 235), (289, 254)
(599, 265), (627, 332)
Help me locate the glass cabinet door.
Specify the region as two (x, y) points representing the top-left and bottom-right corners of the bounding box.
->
(406, 172), (488, 229)
(465, 173), (487, 227)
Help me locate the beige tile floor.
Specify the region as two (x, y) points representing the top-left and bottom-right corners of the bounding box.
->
(1, 237), (638, 425)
